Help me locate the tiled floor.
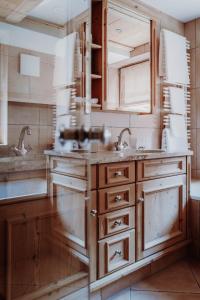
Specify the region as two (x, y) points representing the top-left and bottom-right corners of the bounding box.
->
(107, 259), (200, 300)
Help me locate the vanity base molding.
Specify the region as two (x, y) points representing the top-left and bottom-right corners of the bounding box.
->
(90, 241), (190, 300)
(90, 239), (190, 294)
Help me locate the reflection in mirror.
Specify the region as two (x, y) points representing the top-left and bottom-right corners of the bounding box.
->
(0, 1), (90, 300)
(106, 4), (152, 113)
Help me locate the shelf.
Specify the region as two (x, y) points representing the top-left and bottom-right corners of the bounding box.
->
(91, 74), (102, 79)
(91, 43), (102, 50)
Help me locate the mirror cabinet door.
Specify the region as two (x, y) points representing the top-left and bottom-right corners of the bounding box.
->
(91, 0), (156, 114)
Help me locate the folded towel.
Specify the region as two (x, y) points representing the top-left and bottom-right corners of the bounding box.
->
(162, 127), (188, 152)
(168, 87), (186, 115)
(53, 32), (81, 87)
(159, 29), (189, 85)
(169, 114), (187, 138)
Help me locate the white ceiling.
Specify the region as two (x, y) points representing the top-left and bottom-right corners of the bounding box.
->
(28, 0), (89, 25)
(140, 0), (200, 22)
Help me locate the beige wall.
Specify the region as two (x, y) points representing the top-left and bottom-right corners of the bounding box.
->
(185, 19), (200, 177)
(91, 0), (184, 150)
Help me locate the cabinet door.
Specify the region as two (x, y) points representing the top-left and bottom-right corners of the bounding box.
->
(136, 175), (187, 260)
(50, 172), (93, 256)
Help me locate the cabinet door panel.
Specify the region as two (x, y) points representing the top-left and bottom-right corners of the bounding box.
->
(50, 173), (88, 255)
(136, 175), (187, 260)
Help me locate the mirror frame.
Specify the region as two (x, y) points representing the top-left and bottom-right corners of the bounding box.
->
(103, 1), (157, 115)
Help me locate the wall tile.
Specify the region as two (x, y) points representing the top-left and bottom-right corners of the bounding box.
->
(8, 102), (40, 125)
(190, 48), (196, 88)
(8, 55), (30, 100)
(39, 106), (53, 126)
(196, 89), (200, 128)
(196, 129), (200, 170)
(191, 129), (197, 171)
(185, 20), (196, 49)
(196, 18), (200, 48)
(91, 112), (130, 128)
(129, 114), (160, 129)
(132, 128), (160, 149)
(38, 126), (53, 152)
(191, 89), (197, 129)
(196, 48), (200, 88)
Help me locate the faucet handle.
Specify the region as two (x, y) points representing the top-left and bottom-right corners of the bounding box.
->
(123, 141), (128, 148)
(26, 145), (32, 153)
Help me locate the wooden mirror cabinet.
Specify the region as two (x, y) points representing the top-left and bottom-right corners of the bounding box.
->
(91, 0), (157, 114)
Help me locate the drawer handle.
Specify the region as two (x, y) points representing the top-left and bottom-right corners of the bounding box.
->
(137, 197), (144, 203)
(114, 220), (122, 226)
(115, 195), (122, 202)
(90, 209), (97, 217)
(114, 171), (123, 177)
(114, 250), (122, 256)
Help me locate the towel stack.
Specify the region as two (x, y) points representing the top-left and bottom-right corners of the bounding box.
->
(160, 29), (190, 153)
(159, 29), (190, 86)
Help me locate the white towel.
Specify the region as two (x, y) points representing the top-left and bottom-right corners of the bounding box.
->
(159, 29), (189, 85)
(168, 87), (186, 115)
(53, 32), (81, 87)
(169, 114), (187, 137)
(162, 127), (188, 152)
(56, 88), (71, 116)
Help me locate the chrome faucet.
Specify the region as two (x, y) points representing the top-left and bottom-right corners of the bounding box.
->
(12, 126), (32, 156)
(114, 128), (131, 151)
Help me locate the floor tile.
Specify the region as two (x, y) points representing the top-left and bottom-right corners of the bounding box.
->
(107, 288), (131, 300)
(188, 258), (200, 286)
(131, 290), (200, 300)
(131, 260), (200, 293)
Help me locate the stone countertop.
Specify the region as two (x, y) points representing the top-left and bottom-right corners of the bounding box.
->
(44, 149), (193, 165)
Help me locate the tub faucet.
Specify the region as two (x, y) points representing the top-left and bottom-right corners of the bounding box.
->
(12, 126), (32, 156)
(114, 128), (131, 151)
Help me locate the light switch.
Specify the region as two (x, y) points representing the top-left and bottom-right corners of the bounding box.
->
(20, 53), (40, 77)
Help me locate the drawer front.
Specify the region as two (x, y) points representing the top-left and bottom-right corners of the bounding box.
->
(50, 157), (97, 189)
(98, 230), (135, 278)
(50, 157), (87, 178)
(99, 162), (135, 188)
(99, 207), (135, 239)
(98, 184), (135, 214)
(137, 157), (186, 181)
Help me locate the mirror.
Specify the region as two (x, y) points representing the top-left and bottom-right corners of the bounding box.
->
(105, 2), (156, 113)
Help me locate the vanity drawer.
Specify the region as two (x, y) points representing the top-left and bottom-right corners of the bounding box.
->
(137, 157), (186, 181)
(50, 157), (97, 189)
(98, 207), (135, 239)
(98, 162), (135, 188)
(98, 229), (135, 278)
(50, 157), (87, 178)
(98, 184), (135, 214)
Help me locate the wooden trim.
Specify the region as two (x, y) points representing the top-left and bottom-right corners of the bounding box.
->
(99, 0), (157, 114)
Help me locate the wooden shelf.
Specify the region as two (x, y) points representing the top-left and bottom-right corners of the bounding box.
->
(91, 43), (102, 50)
(91, 74), (102, 79)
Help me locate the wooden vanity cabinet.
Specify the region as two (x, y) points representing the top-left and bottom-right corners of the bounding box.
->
(47, 155), (190, 289)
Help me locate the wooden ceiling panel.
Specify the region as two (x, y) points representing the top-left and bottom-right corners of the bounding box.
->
(0, 0), (43, 23)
